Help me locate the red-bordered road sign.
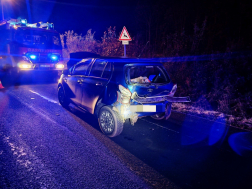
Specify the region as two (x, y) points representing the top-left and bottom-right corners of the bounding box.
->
(119, 26), (132, 41)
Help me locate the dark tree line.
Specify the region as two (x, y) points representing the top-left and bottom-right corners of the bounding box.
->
(133, 0), (252, 128)
(135, 0), (252, 56)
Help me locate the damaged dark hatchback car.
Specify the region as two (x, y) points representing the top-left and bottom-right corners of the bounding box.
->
(58, 55), (190, 137)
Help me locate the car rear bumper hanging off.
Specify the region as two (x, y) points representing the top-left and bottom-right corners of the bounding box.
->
(113, 99), (189, 125)
(113, 90), (190, 126)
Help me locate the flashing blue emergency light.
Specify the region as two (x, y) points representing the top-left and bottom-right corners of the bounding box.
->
(29, 55), (37, 60)
(50, 54), (59, 61)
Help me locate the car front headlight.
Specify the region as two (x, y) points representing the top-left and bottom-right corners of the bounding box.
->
(56, 63), (64, 69)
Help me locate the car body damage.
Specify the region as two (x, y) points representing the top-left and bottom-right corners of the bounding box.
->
(112, 83), (190, 125)
(58, 56), (191, 137)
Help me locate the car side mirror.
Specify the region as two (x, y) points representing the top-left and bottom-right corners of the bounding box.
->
(62, 69), (69, 75)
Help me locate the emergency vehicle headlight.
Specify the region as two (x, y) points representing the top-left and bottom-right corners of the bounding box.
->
(19, 63), (32, 69)
(56, 64), (64, 69)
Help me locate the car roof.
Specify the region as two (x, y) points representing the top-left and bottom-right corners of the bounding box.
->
(92, 57), (163, 65)
(67, 53), (164, 69)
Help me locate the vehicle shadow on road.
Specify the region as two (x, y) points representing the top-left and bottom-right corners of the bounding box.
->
(66, 104), (101, 132)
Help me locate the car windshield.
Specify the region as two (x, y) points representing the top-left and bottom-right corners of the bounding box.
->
(14, 29), (62, 49)
(126, 65), (170, 84)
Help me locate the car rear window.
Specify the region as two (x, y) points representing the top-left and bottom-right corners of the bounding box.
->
(126, 65), (170, 84)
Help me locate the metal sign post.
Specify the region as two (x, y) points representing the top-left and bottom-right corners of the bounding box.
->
(119, 26), (131, 57)
(124, 45), (126, 57)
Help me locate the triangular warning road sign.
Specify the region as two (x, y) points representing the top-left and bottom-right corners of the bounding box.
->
(119, 26), (132, 41)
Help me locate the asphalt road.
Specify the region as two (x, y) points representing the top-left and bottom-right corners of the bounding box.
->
(0, 80), (251, 189)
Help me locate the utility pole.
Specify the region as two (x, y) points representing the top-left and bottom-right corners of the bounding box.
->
(1, 0), (4, 20)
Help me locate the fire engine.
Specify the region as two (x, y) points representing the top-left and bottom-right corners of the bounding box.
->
(0, 18), (65, 86)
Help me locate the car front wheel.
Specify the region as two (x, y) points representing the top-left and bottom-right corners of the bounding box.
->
(98, 106), (124, 137)
(1, 68), (18, 87)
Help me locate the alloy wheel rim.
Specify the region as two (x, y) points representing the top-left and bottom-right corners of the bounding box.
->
(100, 110), (114, 134)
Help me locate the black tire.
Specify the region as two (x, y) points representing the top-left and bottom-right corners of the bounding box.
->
(58, 86), (70, 108)
(98, 106), (124, 137)
(1, 69), (17, 87)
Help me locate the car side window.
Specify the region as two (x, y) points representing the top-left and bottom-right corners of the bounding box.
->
(101, 62), (112, 79)
(89, 60), (107, 78)
(69, 66), (74, 74)
(73, 62), (89, 75)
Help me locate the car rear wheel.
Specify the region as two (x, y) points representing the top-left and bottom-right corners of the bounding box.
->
(58, 86), (70, 108)
(98, 106), (123, 137)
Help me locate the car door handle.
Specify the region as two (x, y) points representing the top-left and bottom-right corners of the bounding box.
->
(63, 77), (67, 82)
(96, 82), (103, 86)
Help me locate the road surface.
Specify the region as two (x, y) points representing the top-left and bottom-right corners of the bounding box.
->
(0, 81), (251, 189)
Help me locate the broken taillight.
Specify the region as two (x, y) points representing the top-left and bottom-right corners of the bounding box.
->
(168, 84), (177, 96)
(117, 85), (132, 104)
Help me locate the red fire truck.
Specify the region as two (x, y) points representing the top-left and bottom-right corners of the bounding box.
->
(0, 18), (65, 86)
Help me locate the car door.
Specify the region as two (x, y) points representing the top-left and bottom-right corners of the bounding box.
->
(67, 61), (91, 106)
(81, 60), (112, 114)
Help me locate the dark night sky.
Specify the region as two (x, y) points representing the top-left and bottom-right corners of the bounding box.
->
(3, 0), (140, 39)
(2, 0), (252, 48)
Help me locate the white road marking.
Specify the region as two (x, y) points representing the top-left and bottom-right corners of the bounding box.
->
(9, 93), (57, 124)
(29, 90), (59, 104)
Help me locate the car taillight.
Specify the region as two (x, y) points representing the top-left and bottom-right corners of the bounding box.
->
(169, 84), (177, 96)
(117, 85), (131, 104)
